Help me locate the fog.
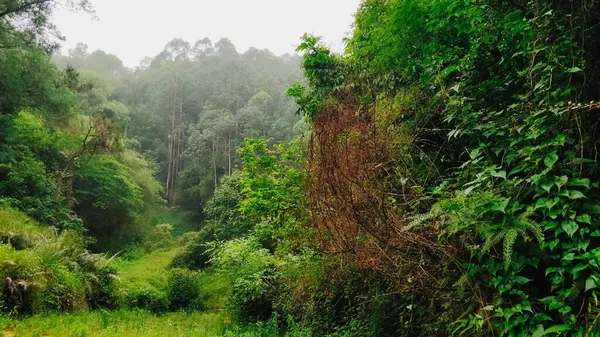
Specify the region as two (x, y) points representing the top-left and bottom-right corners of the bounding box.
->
(52, 0), (361, 67)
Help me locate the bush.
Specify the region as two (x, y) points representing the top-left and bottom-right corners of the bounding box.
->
(167, 268), (204, 311)
(143, 224), (174, 252)
(171, 223), (216, 270)
(212, 238), (276, 322)
(0, 206), (122, 315)
(127, 284), (169, 313)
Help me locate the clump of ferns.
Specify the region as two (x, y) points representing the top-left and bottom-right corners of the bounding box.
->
(423, 193), (544, 270)
(479, 210), (544, 271)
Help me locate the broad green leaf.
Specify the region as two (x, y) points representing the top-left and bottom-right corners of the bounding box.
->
(575, 214), (591, 224)
(490, 198), (510, 213)
(586, 277), (598, 291)
(490, 170), (507, 179)
(554, 176), (568, 189)
(569, 178), (590, 188)
(569, 190), (586, 200)
(544, 151), (559, 169)
(545, 198), (560, 210)
(571, 264), (587, 275)
(561, 220), (579, 238)
(540, 180), (554, 193)
(566, 66), (582, 73)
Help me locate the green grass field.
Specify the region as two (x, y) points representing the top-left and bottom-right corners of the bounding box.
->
(0, 310), (228, 337)
(113, 248), (179, 289)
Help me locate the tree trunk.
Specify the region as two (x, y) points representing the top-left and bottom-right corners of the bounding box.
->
(213, 140), (218, 191)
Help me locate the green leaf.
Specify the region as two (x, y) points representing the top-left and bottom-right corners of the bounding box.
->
(543, 324), (572, 334)
(584, 203), (600, 214)
(569, 190), (586, 200)
(490, 170), (507, 179)
(586, 277), (598, 291)
(569, 178), (590, 189)
(540, 180), (554, 193)
(561, 220), (579, 238)
(576, 214), (591, 224)
(554, 176), (568, 189)
(544, 151), (559, 169)
(490, 198), (510, 213)
(566, 66), (582, 73)
(545, 198), (560, 210)
(571, 263), (587, 275)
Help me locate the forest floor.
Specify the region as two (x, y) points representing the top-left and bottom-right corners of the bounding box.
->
(0, 246), (232, 337)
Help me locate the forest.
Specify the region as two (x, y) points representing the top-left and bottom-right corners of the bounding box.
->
(2, 0), (600, 336)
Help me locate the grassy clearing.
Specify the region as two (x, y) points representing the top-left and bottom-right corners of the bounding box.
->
(0, 310), (228, 337)
(0, 248), (235, 337)
(113, 242), (231, 311)
(113, 248), (179, 289)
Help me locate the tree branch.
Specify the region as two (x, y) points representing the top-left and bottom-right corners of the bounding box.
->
(0, 0), (52, 19)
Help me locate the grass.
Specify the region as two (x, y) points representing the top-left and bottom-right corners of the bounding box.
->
(0, 207), (234, 336)
(0, 248), (235, 337)
(0, 206), (55, 247)
(198, 268), (231, 310)
(112, 244), (232, 309)
(0, 310), (228, 337)
(113, 248), (180, 289)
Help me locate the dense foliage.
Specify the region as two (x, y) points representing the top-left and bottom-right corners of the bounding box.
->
(4, 0), (600, 336)
(281, 0), (600, 335)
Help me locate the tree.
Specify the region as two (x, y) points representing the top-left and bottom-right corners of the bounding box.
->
(0, 0), (93, 50)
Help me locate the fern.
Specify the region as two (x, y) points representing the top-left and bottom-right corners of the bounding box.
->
(503, 229), (518, 271)
(404, 213), (434, 232)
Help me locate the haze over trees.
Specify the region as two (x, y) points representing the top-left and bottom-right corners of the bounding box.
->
(54, 38), (303, 213)
(3, 0), (600, 336)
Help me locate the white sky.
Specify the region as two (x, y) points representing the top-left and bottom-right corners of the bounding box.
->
(52, 0), (362, 67)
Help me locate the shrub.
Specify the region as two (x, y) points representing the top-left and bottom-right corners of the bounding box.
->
(167, 268), (204, 311)
(212, 238), (276, 322)
(144, 224), (174, 252)
(126, 284), (169, 313)
(0, 206), (122, 315)
(171, 223), (216, 270)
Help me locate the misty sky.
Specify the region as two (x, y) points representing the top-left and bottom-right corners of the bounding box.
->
(52, 0), (362, 67)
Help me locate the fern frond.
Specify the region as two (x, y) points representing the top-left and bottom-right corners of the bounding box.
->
(567, 280), (584, 302)
(503, 229), (518, 271)
(521, 217), (544, 245)
(482, 230), (504, 255)
(404, 213), (433, 232)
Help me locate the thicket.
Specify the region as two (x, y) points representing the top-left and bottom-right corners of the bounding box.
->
(0, 206), (120, 315)
(286, 0), (600, 335)
(175, 0), (600, 336)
